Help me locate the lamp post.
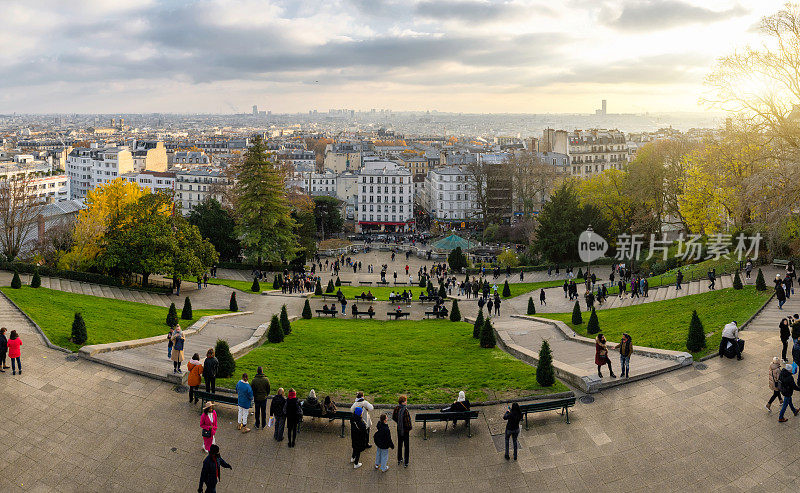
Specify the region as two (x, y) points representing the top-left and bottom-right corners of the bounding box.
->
(585, 224), (593, 277)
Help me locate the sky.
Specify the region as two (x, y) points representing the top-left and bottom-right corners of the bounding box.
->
(0, 0), (787, 114)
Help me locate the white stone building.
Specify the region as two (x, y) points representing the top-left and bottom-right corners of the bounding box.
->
(121, 171), (175, 194)
(357, 161), (413, 232)
(425, 166), (478, 223)
(174, 167), (228, 215)
(66, 146), (135, 199)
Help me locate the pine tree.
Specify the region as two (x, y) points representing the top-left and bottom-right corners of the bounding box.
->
(473, 308), (484, 338)
(326, 279), (335, 293)
(587, 307), (600, 334)
(335, 276), (341, 287)
(315, 279), (322, 295)
(273, 274), (282, 290)
(71, 312), (87, 345)
(251, 278), (261, 292)
(280, 304), (291, 335)
(215, 339), (236, 378)
(536, 340), (555, 387)
(438, 283), (447, 299)
(755, 268), (766, 291)
(450, 299), (461, 322)
(732, 271), (743, 290)
(480, 318), (496, 348)
(229, 292), (238, 311)
(166, 303), (178, 327)
(527, 297), (536, 315)
(577, 267), (584, 280)
(181, 297), (193, 320)
(571, 300), (583, 325)
(302, 299), (312, 319)
(30, 269), (41, 288)
(267, 314), (284, 343)
(419, 276), (426, 288)
(502, 280), (511, 297)
(10, 271), (21, 289)
(686, 310), (706, 352)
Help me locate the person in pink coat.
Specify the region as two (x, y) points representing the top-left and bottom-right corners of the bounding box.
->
(7, 330), (21, 375)
(201, 402), (218, 452)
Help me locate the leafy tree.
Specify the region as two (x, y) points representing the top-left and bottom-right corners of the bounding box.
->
(686, 310), (706, 352)
(571, 301), (583, 325)
(587, 308), (600, 334)
(71, 312), (87, 345)
(335, 276), (341, 287)
(280, 304), (291, 335)
(30, 269), (41, 288)
(448, 247), (468, 271)
(302, 299), (312, 319)
(480, 318), (496, 348)
(251, 278), (260, 292)
(473, 308), (484, 338)
(315, 279), (322, 295)
(527, 297), (536, 315)
(166, 303), (178, 327)
(291, 198), (317, 264)
(273, 274), (282, 290)
(229, 292), (238, 311)
(497, 249), (519, 268)
(313, 196), (343, 239)
(169, 214), (219, 289)
(187, 198), (240, 261)
(755, 268), (766, 291)
(181, 297), (193, 320)
(326, 279), (335, 293)
(10, 270), (21, 289)
(450, 299), (461, 322)
(267, 314), (284, 343)
(215, 339), (236, 378)
(502, 280), (511, 297)
(536, 340), (555, 387)
(733, 271), (743, 289)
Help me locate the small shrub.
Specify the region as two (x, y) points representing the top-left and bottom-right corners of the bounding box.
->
(755, 268), (766, 291)
(450, 299), (461, 322)
(215, 339), (236, 378)
(251, 278), (260, 292)
(315, 279), (322, 295)
(326, 279), (335, 293)
(479, 318), (496, 348)
(280, 304), (291, 335)
(273, 274), (282, 290)
(335, 276), (341, 287)
(10, 271), (21, 289)
(732, 271), (743, 290)
(181, 297), (193, 320)
(587, 308), (600, 335)
(302, 299), (312, 319)
(686, 310), (706, 352)
(502, 280), (511, 297)
(71, 312), (87, 345)
(418, 276), (426, 288)
(473, 308), (484, 339)
(267, 314), (284, 343)
(30, 270), (41, 288)
(576, 268), (584, 280)
(571, 301), (583, 325)
(229, 292), (238, 311)
(166, 302), (178, 327)
(438, 283), (447, 299)
(527, 297), (536, 315)
(536, 340), (555, 387)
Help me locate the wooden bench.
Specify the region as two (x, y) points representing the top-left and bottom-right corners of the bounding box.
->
(301, 409), (353, 438)
(355, 295), (376, 301)
(319, 293), (338, 300)
(352, 309), (375, 319)
(196, 390), (245, 411)
(315, 309), (338, 317)
(424, 311), (447, 319)
(376, 281), (389, 286)
(773, 259), (790, 269)
(389, 295), (411, 303)
(358, 281), (373, 285)
(387, 311), (410, 320)
(339, 280), (352, 285)
(518, 397), (576, 428)
(394, 281), (407, 286)
(419, 295), (440, 303)
(415, 410), (480, 439)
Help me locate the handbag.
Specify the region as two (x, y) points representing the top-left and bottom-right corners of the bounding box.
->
(268, 416), (275, 428)
(202, 428), (212, 438)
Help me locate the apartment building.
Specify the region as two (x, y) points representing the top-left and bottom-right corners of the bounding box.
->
(66, 146), (135, 199)
(174, 167), (228, 215)
(357, 161), (413, 232)
(121, 171), (175, 193)
(425, 166), (478, 223)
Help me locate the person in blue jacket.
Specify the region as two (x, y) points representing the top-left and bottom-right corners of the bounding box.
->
(236, 373), (253, 433)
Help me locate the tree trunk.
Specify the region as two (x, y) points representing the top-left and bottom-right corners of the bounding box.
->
(142, 272), (150, 287)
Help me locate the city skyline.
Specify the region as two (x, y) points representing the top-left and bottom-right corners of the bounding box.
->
(0, 0), (785, 114)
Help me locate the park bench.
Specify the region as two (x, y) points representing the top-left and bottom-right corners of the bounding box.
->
(418, 295), (440, 303)
(415, 410), (480, 439)
(339, 280), (352, 285)
(352, 309), (375, 319)
(301, 408), (353, 438)
(387, 311), (410, 320)
(355, 294), (376, 301)
(394, 281), (407, 286)
(773, 259), (791, 269)
(319, 293), (339, 300)
(315, 309), (338, 317)
(196, 390), (245, 412)
(518, 396), (576, 428)
(358, 281), (373, 285)
(424, 311), (447, 319)
(376, 281), (389, 286)
(389, 295), (411, 303)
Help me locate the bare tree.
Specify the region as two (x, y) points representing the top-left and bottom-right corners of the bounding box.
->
(508, 151), (558, 218)
(0, 174), (45, 260)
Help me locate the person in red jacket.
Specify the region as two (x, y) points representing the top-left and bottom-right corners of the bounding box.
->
(7, 330), (22, 375)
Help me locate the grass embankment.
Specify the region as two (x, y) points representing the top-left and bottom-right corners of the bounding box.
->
(208, 278), (259, 292)
(537, 286), (771, 359)
(1, 286), (226, 351)
(316, 280), (564, 301)
(218, 318), (568, 403)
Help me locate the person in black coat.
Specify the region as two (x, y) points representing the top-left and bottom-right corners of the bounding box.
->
(283, 388), (303, 448)
(350, 407), (368, 468)
(373, 414), (394, 472)
(442, 391), (470, 426)
(198, 444), (232, 493)
(780, 318), (791, 361)
(202, 348), (219, 393)
(0, 327), (7, 372)
(270, 387), (286, 442)
(503, 402), (523, 460)
(776, 275), (787, 310)
(778, 364), (800, 422)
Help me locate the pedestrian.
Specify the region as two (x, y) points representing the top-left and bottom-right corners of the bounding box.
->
(171, 326), (185, 373)
(284, 388), (303, 448)
(200, 402), (218, 452)
(719, 321), (742, 360)
(203, 273), (209, 288)
(187, 353), (203, 404)
(203, 348), (218, 393)
(392, 394), (412, 468)
(7, 330), (21, 375)
(350, 407), (368, 469)
(778, 363), (800, 422)
(270, 387), (286, 441)
(780, 318), (791, 362)
(618, 333), (633, 378)
(540, 289), (546, 305)
(494, 297), (501, 315)
(197, 444), (232, 493)
(776, 275), (787, 310)
(167, 326), (175, 359)
(595, 333), (616, 378)
(0, 327), (7, 372)
(373, 413), (394, 472)
(503, 402), (523, 461)
(745, 259), (753, 281)
(251, 367), (271, 430)
(487, 298), (493, 315)
(235, 373), (253, 433)
(676, 270), (683, 290)
(767, 357), (784, 412)
(350, 391), (374, 448)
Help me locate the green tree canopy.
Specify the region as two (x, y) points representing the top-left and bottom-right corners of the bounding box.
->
(313, 196), (343, 239)
(188, 198), (240, 261)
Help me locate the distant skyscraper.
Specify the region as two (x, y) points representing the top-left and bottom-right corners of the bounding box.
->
(252, 105), (258, 115)
(595, 100), (607, 116)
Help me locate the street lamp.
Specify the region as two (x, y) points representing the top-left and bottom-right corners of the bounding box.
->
(586, 224), (593, 277)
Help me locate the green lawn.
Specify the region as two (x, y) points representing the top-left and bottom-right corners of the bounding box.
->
(598, 256), (742, 295)
(208, 278), (259, 293)
(2, 286), (227, 352)
(218, 318), (567, 403)
(537, 286), (771, 359)
(316, 279), (564, 301)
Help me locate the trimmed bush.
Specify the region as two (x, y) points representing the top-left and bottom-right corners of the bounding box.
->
(273, 274), (282, 289)
(732, 271), (743, 290)
(181, 297), (193, 320)
(418, 276), (426, 288)
(502, 280), (511, 298)
(527, 297), (536, 315)
(326, 279), (335, 293)
(536, 340), (555, 387)
(571, 301), (583, 325)
(448, 246), (468, 271)
(10, 271), (21, 289)
(229, 292), (238, 311)
(576, 268), (584, 280)
(30, 270), (41, 288)
(267, 314), (284, 343)
(686, 310), (706, 352)
(587, 308), (600, 335)
(473, 308), (484, 339)
(315, 279), (322, 295)
(450, 299), (461, 322)
(251, 278), (260, 292)
(302, 299), (312, 319)
(215, 339), (236, 378)
(166, 302), (178, 327)
(335, 276), (341, 287)
(438, 283), (447, 299)
(71, 312), (87, 345)
(280, 304), (291, 335)
(755, 268), (766, 291)
(479, 318), (496, 348)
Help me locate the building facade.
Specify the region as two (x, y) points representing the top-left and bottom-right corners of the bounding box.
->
(174, 167), (228, 215)
(356, 161), (413, 232)
(425, 166), (478, 223)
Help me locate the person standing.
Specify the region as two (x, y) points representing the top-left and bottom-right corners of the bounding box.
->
(350, 392), (374, 448)
(171, 326), (185, 373)
(251, 367), (271, 430)
(284, 388), (303, 448)
(719, 321), (742, 360)
(7, 330), (22, 375)
(745, 259), (753, 281)
(235, 373), (253, 433)
(187, 353), (203, 404)
(203, 348), (218, 394)
(780, 318), (791, 362)
(270, 388), (286, 442)
(373, 414), (394, 472)
(350, 407), (368, 469)
(595, 333), (616, 378)
(778, 363), (800, 422)
(676, 270), (683, 290)
(200, 402), (218, 452)
(503, 402), (523, 461)
(392, 395), (412, 468)
(776, 275), (787, 310)
(540, 289), (546, 305)
(0, 327), (8, 372)
(767, 357), (784, 412)
(167, 326), (175, 359)
(197, 444), (232, 493)
(618, 333), (633, 379)
(494, 297), (501, 316)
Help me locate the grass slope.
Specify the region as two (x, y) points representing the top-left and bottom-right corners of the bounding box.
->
(538, 286), (770, 358)
(317, 280), (563, 301)
(208, 278), (259, 292)
(218, 318), (567, 403)
(2, 286), (226, 352)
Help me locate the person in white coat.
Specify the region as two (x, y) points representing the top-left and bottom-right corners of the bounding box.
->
(350, 391), (375, 448)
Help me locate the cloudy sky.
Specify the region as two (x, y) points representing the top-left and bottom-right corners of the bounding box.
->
(0, 0), (785, 114)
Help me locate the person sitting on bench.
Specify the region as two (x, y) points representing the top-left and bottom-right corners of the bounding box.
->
(302, 389), (322, 415)
(352, 303), (359, 316)
(395, 306), (403, 316)
(322, 395), (337, 421)
(441, 390), (471, 425)
(360, 291), (367, 298)
(367, 290), (374, 299)
(367, 306), (375, 318)
(322, 304), (330, 312)
(389, 291), (396, 300)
